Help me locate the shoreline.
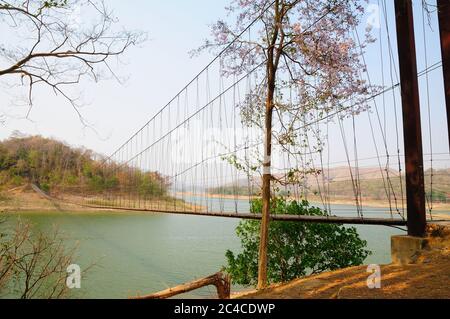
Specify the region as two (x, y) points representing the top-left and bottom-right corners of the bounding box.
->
(176, 192), (450, 212)
(0, 190), (197, 215)
(2, 190), (449, 220)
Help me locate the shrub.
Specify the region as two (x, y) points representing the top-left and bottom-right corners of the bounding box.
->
(225, 197), (371, 286)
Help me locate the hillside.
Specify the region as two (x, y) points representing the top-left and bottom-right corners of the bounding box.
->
(0, 135), (169, 199)
(209, 167), (450, 204)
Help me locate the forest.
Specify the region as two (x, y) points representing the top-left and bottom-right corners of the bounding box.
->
(0, 135), (169, 198)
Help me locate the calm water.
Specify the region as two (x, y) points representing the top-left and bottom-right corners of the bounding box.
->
(4, 198), (442, 299)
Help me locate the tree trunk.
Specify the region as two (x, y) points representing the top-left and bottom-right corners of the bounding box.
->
(257, 0), (283, 290)
(131, 272), (231, 300)
(257, 53), (276, 291)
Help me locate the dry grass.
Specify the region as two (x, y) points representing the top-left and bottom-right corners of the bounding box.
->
(0, 187), (200, 214)
(234, 223), (450, 299)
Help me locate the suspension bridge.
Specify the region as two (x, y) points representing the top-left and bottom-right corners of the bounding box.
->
(55, 0), (449, 260)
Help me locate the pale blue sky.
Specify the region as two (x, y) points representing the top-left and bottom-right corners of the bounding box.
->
(0, 0), (448, 169)
(0, 0), (230, 154)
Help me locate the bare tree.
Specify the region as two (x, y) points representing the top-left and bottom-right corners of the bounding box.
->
(0, 0), (145, 124)
(14, 225), (79, 299)
(0, 218), (81, 299)
(0, 210), (14, 291)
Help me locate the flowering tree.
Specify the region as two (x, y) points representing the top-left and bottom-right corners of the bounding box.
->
(0, 0), (145, 125)
(198, 0), (373, 289)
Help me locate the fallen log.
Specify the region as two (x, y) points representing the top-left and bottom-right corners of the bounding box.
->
(131, 272), (231, 300)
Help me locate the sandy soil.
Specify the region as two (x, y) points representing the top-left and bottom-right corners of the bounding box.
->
(0, 186), (198, 214)
(234, 224), (450, 299)
(0, 189), (120, 213)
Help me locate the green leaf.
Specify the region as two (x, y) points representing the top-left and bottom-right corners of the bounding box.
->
(224, 196), (371, 286)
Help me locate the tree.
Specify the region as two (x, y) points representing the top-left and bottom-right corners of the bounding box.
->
(0, 210), (12, 290)
(224, 197), (371, 286)
(199, 0), (373, 288)
(0, 135), (171, 198)
(0, 0), (145, 125)
(0, 215), (80, 299)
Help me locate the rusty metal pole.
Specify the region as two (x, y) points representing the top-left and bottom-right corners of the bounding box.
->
(437, 0), (450, 149)
(394, 0), (427, 237)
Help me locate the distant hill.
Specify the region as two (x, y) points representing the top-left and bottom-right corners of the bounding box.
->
(0, 135), (168, 197)
(319, 167), (400, 182)
(209, 167), (450, 203)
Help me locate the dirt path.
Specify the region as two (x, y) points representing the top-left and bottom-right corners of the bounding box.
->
(235, 224), (450, 299)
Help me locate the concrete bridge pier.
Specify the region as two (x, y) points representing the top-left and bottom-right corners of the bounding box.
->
(391, 222), (450, 265)
(391, 235), (429, 265)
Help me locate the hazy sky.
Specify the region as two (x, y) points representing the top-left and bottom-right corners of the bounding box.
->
(0, 0), (448, 169)
(0, 0), (230, 154)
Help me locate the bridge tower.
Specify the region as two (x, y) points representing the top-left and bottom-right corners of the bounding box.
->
(437, 0), (450, 150)
(394, 0), (427, 237)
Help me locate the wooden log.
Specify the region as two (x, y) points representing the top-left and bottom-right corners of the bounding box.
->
(131, 272), (230, 300)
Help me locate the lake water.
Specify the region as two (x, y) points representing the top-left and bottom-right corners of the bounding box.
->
(4, 198), (445, 299)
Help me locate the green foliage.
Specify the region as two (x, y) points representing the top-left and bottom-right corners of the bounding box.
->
(208, 186), (259, 197)
(225, 197), (371, 286)
(0, 193), (10, 203)
(427, 190), (447, 203)
(0, 0), (67, 10)
(139, 174), (165, 198)
(40, 183), (50, 193)
(42, 0), (68, 9)
(0, 136), (169, 197)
